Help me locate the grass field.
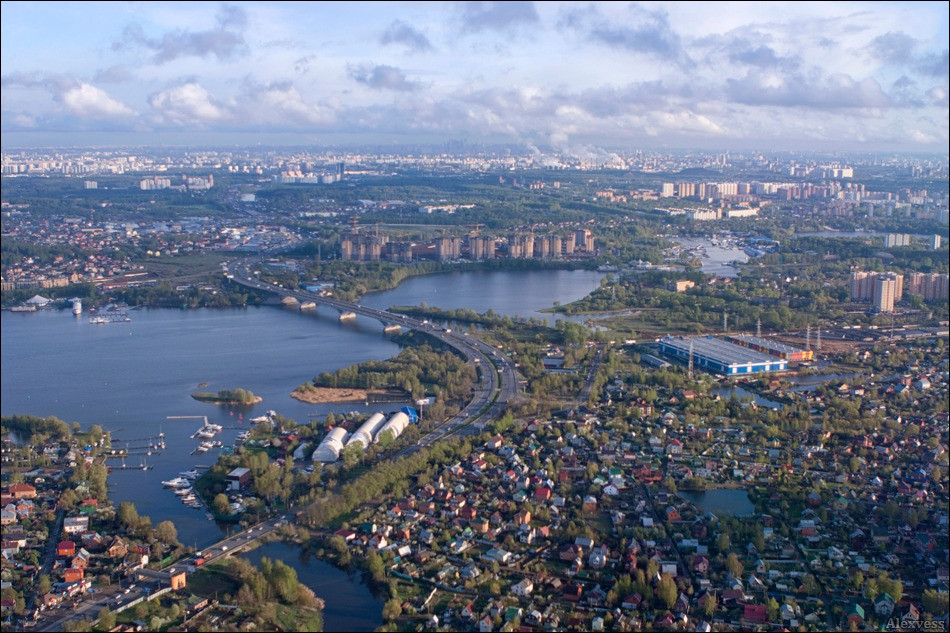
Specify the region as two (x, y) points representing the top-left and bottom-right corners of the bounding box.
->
(186, 564), (242, 598)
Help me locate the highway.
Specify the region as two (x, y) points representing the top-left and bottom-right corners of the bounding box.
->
(227, 261), (520, 448)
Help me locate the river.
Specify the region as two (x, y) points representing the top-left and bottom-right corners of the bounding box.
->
(1, 268), (602, 629)
(242, 541), (383, 632)
(361, 268), (605, 325)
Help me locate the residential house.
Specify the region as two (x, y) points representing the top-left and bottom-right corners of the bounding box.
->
(512, 578), (534, 596)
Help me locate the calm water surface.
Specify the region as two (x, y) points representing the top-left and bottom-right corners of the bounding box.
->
(713, 385), (785, 410)
(242, 541), (383, 632)
(673, 237), (748, 278)
(362, 268), (605, 324)
(679, 489), (755, 516)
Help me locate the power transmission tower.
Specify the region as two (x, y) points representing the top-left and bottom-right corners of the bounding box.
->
(805, 324), (811, 351)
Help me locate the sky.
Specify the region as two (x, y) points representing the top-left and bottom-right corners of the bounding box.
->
(1, 1), (948, 152)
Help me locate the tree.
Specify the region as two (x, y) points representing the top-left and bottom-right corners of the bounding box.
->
(118, 501), (139, 529)
(96, 607), (116, 632)
(382, 598), (402, 621)
(726, 553), (744, 578)
(717, 531), (731, 553)
(851, 571), (864, 591)
(922, 589), (949, 616)
(663, 477), (678, 494)
(703, 593), (717, 618)
(155, 520), (178, 545)
(366, 551), (386, 583)
(36, 574), (52, 596)
(767, 598), (780, 622)
(213, 493), (230, 515)
(656, 574), (678, 610)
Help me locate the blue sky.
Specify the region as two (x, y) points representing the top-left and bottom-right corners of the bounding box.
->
(2, 1), (948, 151)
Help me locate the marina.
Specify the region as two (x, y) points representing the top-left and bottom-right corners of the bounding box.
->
(88, 312), (132, 324)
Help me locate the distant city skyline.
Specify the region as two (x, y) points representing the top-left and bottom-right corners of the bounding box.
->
(2, 1), (948, 152)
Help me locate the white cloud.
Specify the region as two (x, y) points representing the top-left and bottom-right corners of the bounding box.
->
(238, 81), (336, 127)
(59, 83), (136, 118)
(148, 82), (227, 126)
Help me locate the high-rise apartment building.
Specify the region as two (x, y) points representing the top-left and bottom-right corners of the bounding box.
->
(387, 242), (413, 263)
(468, 236), (496, 260)
(884, 233), (912, 248)
(563, 233), (576, 255)
(574, 229), (595, 253)
(874, 275), (899, 313)
(436, 236), (461, 261)
(676, 182), (695, 198)
(851, 271), (904, 305)
(906, 272), (949, 302)
(341, 231), (388, 261)
(534, 235), (562, 258)
(509, 233), (535, 259)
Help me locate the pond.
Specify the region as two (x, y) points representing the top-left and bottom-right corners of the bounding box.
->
(679, 489), (755, 517)
(713, 385), (785, 410)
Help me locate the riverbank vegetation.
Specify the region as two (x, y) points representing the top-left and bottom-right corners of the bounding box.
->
(304, 338), (476, 405)
(186, 557), (323, 631)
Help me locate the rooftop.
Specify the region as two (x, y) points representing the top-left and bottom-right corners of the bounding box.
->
(660, 336), (780, 365)
(728, 334), (807, 355)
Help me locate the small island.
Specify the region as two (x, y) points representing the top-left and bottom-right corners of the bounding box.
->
(191, 388), (262, 405)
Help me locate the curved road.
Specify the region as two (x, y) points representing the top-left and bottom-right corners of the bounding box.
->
(227, 261), (520, 447)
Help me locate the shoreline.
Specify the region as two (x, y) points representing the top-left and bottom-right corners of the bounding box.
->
(191, 395), (263, 405)
(291, 386), (401, 404)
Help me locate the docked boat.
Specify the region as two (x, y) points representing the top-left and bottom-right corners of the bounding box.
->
(180, 469), (199, 479)
(162, 477), (190, 489)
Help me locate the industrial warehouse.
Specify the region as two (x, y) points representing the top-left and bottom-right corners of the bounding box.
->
(312, 407), (418, 462)
(725, 334), (815, 361)
(658, 335), (791, 375)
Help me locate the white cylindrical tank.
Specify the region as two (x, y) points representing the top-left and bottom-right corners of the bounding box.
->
(346, 412), (387, 450)
(312, 427), (349, 462)
(375, 412), (409, 444)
